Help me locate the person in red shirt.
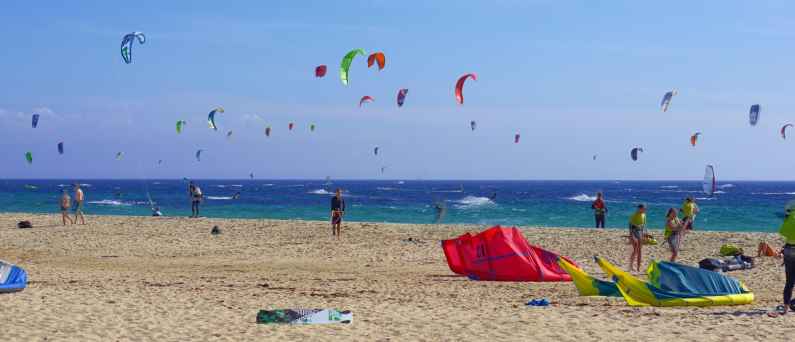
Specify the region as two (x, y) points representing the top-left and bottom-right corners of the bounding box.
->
(591, 192), (607, 228)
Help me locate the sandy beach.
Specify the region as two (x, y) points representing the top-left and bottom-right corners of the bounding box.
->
(0, 213), (792, 341)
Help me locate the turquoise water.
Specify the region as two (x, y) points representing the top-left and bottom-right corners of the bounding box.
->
(3, 179), (793, 233)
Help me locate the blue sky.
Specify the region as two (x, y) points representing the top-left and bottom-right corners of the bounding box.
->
(1, 1), (794, 180)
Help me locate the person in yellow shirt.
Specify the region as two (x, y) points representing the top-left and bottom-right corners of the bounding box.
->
(774, 208), (795, 316)
(664, 208), (684, 262)
(680, 197), (699, 230)
(628, 204), (646, 272)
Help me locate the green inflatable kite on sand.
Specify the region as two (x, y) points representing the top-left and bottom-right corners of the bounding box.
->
(256, 309), (352, 325)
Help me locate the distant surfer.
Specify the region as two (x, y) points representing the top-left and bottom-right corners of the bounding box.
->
(591, 192), (607, 228)
(233, 192), (241, 200)
(188, 181), (203, 218)
(434, 201), (447, 224)
(330, 188), (345, 238)
(488, 192), (497, 201)
(152, 206), (163, 217)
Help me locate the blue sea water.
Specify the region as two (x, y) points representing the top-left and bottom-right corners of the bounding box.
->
(2, 179), (793, 233)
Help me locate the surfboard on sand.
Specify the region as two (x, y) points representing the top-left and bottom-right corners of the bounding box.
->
(256, 309), (352, 325)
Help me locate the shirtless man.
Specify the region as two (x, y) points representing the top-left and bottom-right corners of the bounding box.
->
(73, 184), (86, 224)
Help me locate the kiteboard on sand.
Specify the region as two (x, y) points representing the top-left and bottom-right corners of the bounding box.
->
(256, 309), (352, 325)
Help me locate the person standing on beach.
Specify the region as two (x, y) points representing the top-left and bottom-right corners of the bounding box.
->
(330, 188), (345, 237)
(591, 192), (607, 228)
(60, 190), (73, 226)
(773, 208), (795, 316)
(73, 184), (86, 225)
(680, 197), (699, 230)
(188, 181), (203, 218)
(628, 204), (646, 272)
(664, 208), (684, 262)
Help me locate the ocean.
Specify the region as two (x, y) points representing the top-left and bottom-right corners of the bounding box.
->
(2, 179), (793, 233)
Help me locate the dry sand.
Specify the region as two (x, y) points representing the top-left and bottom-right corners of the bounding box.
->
(1, 213), (793, 341)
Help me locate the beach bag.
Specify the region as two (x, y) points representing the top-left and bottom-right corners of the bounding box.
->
(719, 244), (743, 257)
(642, 234), (658, 246)
(698, 258), (724, 272)
(758, 242), (778, 257)
(16, 221), (32, 229)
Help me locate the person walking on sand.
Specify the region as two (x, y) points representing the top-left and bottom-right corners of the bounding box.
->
(664, 208), (684, 262)
(771, 208), (795, 317)
(73, 184), (86, 225)
(188, 181), (203, 218)
(681, 197), (699, 230)
(591, 192), (607, 228)
(330, 188), (345, 237)
(60, 190), (73, 226)
(628, 204), (646, 272)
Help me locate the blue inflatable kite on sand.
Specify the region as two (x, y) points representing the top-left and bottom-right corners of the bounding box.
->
(0, 261), (27, 293)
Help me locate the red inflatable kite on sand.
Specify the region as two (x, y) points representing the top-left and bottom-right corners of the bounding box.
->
(441, 226), (575, 282)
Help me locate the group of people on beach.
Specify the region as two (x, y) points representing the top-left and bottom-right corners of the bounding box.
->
(58, 184), (86, 226)
(589, 193), (699, 270)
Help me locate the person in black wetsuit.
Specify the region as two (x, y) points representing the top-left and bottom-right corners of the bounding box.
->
(330, 188), (345, 237)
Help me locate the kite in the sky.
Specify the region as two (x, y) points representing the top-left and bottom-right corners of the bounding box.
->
(265, 126), (271, 137)
(208, 107), (224, 131)
(690, 132), (701, 146)
(380, 166), (386, 174)
(226, 130), (233, 139)
(455, 73), (477, 104)
(116, 152), (124, 160)
(57, 142), (64, 155)
(359, 96), (374, 107)
(592, 154), (597, 161)
(315, 65), (327, 78)
(514, 133), (520, 144)
(397, 89), (408, 107)
(196, 149), (204, 162)
(176, 120), (186, 134)
(340, 48), (366, 85)
(120, 32), (146, 64)
(660, 90), (677, 112)
(158, 159), (163, 165)
(374, 146), (379, 156)
(250, 172), (254, 179)
(749, 104), (760, 126)
(367, 52), (385, 70)
(631, 147), (644, 161)
(470, 120), (477, 131)
(32, 114), (40, 128)
(310, 124), (316, 132)
(25, 152), (32, 164)
(288, 123), (294, 131)
(782, 124), (794, 139)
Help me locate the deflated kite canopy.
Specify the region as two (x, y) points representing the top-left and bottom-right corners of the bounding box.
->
(397, 89), (408, 107)
(340, 49), (366, 85)
(455, 73), (477, 104)
(367, 52), (385, 70)
(0, 260), (27, 293)
(315, 65), (327, 77)
(441, 226), (576, 282)
(120, 32), (146, 64)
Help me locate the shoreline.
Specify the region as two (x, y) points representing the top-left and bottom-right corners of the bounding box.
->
(0, 213), (790, 341)
(0, 210), (781, 235)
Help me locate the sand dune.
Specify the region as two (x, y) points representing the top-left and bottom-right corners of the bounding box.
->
(0, 213), (790, 341)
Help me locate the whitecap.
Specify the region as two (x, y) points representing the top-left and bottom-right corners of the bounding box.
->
(308, 189), (331, 195)
(206, 196), (233, 200)
(719, 184), (735, 189)
(660, 185), (679, 189)
(452, 196), (495, 209)
(377, 187), (396, 191)
(568, 194), (597, 202)
(88, 199), (132, 206)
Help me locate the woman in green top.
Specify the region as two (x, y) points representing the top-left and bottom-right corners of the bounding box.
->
(628, 204), (646, 272)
